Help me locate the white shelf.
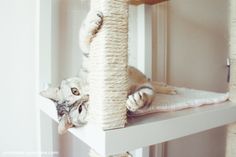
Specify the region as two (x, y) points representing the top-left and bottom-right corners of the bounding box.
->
(38, 95), (236, 156)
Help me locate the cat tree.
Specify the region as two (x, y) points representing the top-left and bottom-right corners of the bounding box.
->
(38, 0), (236, 156)
(88, 0), (236, 156)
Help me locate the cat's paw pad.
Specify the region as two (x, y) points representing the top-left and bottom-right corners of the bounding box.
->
(86, 11), (103, 34)
(126, 91), (146, 112)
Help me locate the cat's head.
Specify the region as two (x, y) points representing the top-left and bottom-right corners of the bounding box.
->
(40, 77), (89, 134)
(40, 77), (86, 106)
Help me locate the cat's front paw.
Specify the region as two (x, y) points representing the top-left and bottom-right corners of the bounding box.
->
(58, 114), (73, 134)
(126, 91), (147, 112)
(86, 11), (103, 35)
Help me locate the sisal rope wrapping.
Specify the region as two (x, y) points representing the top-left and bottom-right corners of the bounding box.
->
(88, 0), (129, 130)
(226, 0), (236, 157)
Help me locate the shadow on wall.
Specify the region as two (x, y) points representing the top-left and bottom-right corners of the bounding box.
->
(51, 0), (90, 157)
(52, 0), (89, 85)
(167, 0), (229, 93)
(166, 0), (229, 157)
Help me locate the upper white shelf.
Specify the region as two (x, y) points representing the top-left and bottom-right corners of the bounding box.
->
(38, 95), (236, 156)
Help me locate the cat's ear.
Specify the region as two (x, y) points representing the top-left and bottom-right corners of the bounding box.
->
(40, 87), (60, 102)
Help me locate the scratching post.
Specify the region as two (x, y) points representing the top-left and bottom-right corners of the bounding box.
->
(226, 0), (236, 157)
(89, 0), (129, 130)
(88, 1), (128, 156)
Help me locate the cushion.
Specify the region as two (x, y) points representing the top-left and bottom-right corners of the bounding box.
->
(129, 87), (229, 117)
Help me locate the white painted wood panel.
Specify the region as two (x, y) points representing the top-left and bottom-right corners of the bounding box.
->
(151, 3), (168, 157)
(135, 4), (154, 157)
(39, 0), (52, 88)
(38, 0), (55, 156)
(137, 4), (153, 79)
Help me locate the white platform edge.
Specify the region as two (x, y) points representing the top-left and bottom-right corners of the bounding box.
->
(38, 95), (236, 156)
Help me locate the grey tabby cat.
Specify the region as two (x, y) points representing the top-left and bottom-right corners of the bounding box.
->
(41, 11), (176, 134)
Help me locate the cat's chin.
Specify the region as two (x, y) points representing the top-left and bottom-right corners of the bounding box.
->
(73, 121), (87, 128)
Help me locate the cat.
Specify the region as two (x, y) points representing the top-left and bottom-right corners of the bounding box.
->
(40, 11), (176, 134)
(78, 11), (176, 111)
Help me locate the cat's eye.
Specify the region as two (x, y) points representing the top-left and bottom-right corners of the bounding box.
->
(78, 105), (83, 114)
(71, 87), (80, 95)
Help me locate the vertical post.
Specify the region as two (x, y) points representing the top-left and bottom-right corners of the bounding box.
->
(226, 0), (236, 157)
(150, 2), (168, 157)
(137, 4), (152, 78)
(89, 0), (129, 130)
(39, 112), (55, 157)
(130, 4), (152, 157)
(39, 0), (52, 87)
(134, 3), (168, 157)
(37, 0), (57, 156)
(149, 144), (165, 157)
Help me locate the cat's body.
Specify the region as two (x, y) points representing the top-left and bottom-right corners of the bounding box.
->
(79, 11), (176, 111)
(41, 11), (176, 134)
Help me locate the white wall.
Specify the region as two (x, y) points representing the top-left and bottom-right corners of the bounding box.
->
(51, 0), (89, 85)
(167, 0), (229, 92)
(0, 0), (39, 156)
(166, 0), (229, 157)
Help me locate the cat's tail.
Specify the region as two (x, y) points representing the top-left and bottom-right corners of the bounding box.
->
(150, 81), (177, 95)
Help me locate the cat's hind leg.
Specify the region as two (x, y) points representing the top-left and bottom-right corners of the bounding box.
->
(151, 81), (177, 95)
(79, 11), (103, 53)
(126, 83), (155, 112)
